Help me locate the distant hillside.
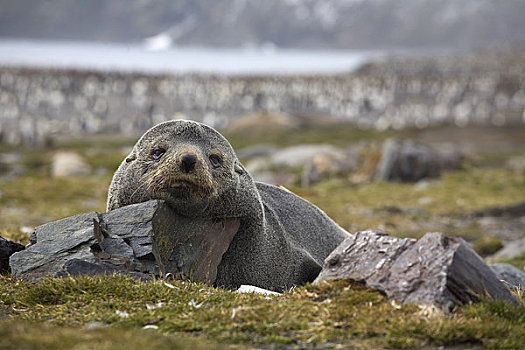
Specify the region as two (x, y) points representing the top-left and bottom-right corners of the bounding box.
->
(1, 0), (525, 50)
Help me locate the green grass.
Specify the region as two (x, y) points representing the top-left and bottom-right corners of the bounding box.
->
(0, 276), (523, 349)
(0, 175), (111, 238)
(223, 122), (413, 150)
(287, 167), (525, 243)
(2, 167), (522, 250)
(0, 320), (230, 350)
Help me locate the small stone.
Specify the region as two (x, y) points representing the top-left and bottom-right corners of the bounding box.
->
(237, 285), (282, 296)
(489, 237), (525, 261)
(506, 156), (525, 172)
(51, 151), (92, 177)
(490, 263), (525, 290)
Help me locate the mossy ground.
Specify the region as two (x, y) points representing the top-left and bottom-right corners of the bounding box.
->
(1, 276), (524, 349)
(1, 124), (524, 349)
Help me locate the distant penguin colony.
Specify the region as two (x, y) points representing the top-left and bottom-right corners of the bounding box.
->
(107, 120), (349, 291)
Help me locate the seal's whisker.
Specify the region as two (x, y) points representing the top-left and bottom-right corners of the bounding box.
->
(128, 175), (153, 203)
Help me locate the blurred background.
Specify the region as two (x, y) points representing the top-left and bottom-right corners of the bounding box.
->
(1, 0), (525, 142)
(0, 0), (524, 266)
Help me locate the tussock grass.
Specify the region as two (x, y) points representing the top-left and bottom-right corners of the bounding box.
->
(0, 320), (229, 350)
(1, 276), (524, 349)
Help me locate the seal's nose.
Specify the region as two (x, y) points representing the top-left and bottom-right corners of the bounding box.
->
(180, 153), (197, 173)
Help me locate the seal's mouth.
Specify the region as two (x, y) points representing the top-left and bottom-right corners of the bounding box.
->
(147, 165), (217, 203)
(154, 179), (215, 201)
(168, 181), (196, 198)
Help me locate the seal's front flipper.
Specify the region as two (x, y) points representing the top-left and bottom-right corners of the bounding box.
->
(293, 248), (323, 285)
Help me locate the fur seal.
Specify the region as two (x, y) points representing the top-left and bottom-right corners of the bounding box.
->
(107, 120), (349, 291)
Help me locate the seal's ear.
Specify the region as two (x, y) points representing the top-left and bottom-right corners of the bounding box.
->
(125, 154), (136, 163)
(234, 162), (244, 175)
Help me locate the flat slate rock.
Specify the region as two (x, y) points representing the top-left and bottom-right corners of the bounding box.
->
(10, 212), (101, 281)
(9, 200), (240, 283)
(314, 229), (516, 312)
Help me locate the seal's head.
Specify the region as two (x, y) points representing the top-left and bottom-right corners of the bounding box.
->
(107, 120), (252, 217)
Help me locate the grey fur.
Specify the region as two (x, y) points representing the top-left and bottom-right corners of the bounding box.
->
(107, 120), (349, 291)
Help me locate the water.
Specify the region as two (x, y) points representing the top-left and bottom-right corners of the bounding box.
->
(0, 38), (383, 75)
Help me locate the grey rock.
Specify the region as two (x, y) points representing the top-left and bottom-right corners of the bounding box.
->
(243, 157), (271, 174)
(375, 139), (443, 182)
(477, 217), (525, 242)
(54, 259), (153, 281)
(10, 200), (241, 283)
(10, 212), (101, 281)
(489, 237), (525, 261)
(506, 156), (525, 172)
(301, 147), (359, 187)
(271, 144), (339, 168)
(0, 236), (25, 274)
(51, 151), (92, 177)
(490, 263), (525, 290)
(153, 216), (240, 283)
(236, 144), (279, 160)
(315, 229), (516, 312)
(244, 158), (297, 185)
(436, 147), (465, 171)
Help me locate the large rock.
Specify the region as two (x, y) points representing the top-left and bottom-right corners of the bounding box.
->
(11, 212), (101, 281)
(271, 144), (340, 168)
(9, 200), (240, 283)
(0, 236), (25, 274)
(375, 139), (462, 182)
(314, 229), (516, 312)
(301, 146), (359, 187)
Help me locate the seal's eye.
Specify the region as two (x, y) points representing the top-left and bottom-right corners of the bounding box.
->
(209, 154), (222, 168)
(152, 148), (165, 160)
